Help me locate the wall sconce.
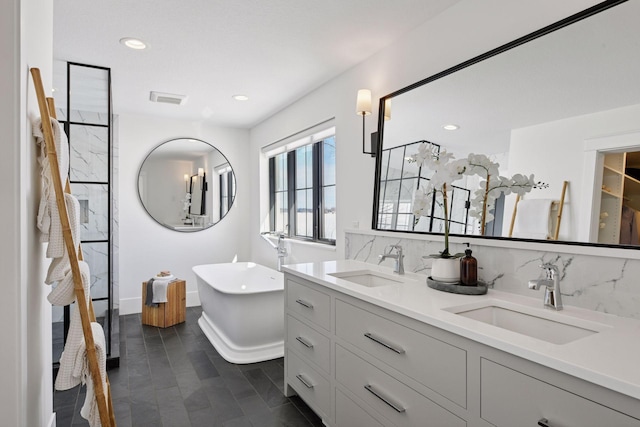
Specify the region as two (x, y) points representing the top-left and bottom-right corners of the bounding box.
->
(356, 89), (375, 156)
(198, 168), (207, 190)
(184, 173), (189, 193)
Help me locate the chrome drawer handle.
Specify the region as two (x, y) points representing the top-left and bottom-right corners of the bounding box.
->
(295, 299), (314, 309)
(538, 418), (552, 427)
(364, 384), (406, 413)
(295, 336), (314, 348)
(364, 332), (405, 354)
(296, 374), (314, 389)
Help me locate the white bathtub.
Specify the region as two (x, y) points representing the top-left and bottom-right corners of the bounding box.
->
(193, 262), (284, 364)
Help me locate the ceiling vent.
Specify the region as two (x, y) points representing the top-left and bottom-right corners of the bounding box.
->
(149, 91), (188, 105)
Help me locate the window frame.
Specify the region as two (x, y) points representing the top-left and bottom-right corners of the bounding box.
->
(268, 134), (336, 245)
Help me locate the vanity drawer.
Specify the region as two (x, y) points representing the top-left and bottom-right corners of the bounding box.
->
(286, 314), (331, 373)
(335, 299), (466, 407)
(335, 388), (385, 427)
(286, 349), (331, 418)
(286, 279), (331, 331)
(481, 358), (640, 427)
(336, 345), (466, 427)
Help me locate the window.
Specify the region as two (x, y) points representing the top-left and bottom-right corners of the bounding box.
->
(269, 132), (336, 244)
(377, 140), (470, 233)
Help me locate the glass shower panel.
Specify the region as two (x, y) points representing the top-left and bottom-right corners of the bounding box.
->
(69, 66), (110, 125)
(71, 183), (109, 241)
(69, 124), (109, 182)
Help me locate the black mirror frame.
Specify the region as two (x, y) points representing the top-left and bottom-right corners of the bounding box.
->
(371, 0), (639, 250)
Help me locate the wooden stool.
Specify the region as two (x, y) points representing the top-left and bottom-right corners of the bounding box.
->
(141, 279), (186, 328)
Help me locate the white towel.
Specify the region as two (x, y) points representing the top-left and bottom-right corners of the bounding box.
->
(152, 278), (170, 303)
(77, 322), (107, 427)
(51, 261), (92, 390)
(33, 117), (71, 258)
(45, 193), (81, 284)
(512, 199), (553, 239)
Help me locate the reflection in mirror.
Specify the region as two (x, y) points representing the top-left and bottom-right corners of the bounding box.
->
(138, 138), (236, 232)
(375, 0), (640, 247)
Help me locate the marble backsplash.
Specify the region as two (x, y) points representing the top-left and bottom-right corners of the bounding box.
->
(346, 231), (640, 320)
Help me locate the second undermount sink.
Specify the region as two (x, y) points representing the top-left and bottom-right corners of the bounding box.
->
(444, 300), (610, 345)
(328, 270), (404, 287)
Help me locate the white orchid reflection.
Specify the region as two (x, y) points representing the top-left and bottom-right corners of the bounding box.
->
(408, 143), (545, 241)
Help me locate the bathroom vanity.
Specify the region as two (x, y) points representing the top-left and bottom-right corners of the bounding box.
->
(283, 260), (640, 427)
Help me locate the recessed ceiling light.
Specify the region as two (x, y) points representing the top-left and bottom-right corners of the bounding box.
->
(443, 124), (460, 131)
(232, 95), (249, 101)
(120, 37), (147, 50)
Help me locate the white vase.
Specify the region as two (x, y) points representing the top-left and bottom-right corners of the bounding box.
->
(431, 257), (461, 283)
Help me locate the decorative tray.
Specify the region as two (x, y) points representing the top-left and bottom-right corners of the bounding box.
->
(427, 277), (488, 295)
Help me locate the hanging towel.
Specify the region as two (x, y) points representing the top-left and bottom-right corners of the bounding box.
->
(620, 205), (639, 245)
(145, 278), (158, 307)
(512, 199), (553, 239)
(50, 261), (92, 391)
(33, 117), (70, 258)
(152, 278), (171, 303)
(45, 193), (81, 284)
(76, 322), (107, 427)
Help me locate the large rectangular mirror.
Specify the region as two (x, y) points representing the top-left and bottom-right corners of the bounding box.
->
(374, 0), (640, 248)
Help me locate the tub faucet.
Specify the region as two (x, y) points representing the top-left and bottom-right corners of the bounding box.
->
(261, 231), (288, 271)
(378, 245), (405, 275)
(276, 233), (288, 271)
(528, 263), (563, 310)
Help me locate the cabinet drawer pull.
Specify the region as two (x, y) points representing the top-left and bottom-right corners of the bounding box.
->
(296, 374), (314, 389)
(295, 299), (314, 309)
(538, 418), (552, 427)
(295, 336), (314, 348)
(364, 384), (406, 413)
(364, 332), (405, 354)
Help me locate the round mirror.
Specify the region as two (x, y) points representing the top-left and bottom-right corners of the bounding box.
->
(137, 138), (237, 232)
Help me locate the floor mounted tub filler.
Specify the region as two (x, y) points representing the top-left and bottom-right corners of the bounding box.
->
(193, 262), (284, 363)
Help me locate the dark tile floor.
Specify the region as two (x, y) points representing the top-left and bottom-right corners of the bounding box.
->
(53, 307), (323, 426)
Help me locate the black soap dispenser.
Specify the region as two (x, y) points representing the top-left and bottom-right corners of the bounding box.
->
(460, 243), (478, 286)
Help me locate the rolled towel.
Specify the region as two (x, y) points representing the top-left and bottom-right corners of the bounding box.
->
(512, 199), (553, 239)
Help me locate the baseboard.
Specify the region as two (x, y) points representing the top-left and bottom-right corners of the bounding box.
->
(119, 290), (200, 315)
(48, 412), (56, 427)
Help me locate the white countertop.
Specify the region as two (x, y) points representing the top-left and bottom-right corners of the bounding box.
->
(282, 259), (640, 400)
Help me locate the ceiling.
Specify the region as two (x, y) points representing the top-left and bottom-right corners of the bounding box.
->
(53, 0), (461, 128)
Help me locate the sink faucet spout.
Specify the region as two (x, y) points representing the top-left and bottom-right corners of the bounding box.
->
(529, 264), (563, 310)
(378, 245), (405, 275)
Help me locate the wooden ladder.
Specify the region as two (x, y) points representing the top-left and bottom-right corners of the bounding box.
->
(30, 67), (117, 427)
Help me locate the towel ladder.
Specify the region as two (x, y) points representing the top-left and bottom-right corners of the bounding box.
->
(30, 68), (117, 427)
(508, 180), (568, 240)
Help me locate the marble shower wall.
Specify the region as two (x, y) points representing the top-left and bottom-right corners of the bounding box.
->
(346, 231), (640, 320)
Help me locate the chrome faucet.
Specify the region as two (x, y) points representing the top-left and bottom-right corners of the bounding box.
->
(528, 263), (563, 310)
(378, 245), (405, 275)
(260, 231), (288, 272)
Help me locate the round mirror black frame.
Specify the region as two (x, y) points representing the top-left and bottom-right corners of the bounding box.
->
(137, 137), (237, 232)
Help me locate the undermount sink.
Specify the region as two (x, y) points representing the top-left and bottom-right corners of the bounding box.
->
(328, 270), (404, 287)
(444, 300), (610, 345)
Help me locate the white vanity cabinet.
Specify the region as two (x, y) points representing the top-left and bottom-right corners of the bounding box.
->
(283, 272), (640, 427)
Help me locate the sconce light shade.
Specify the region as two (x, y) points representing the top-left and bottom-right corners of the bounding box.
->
(184, 173), (189, 182)
(356, 89), (372, 116)
(384, 98), (391, 121)
(198, 168), (204, 177)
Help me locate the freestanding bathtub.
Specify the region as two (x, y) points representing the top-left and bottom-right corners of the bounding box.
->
(193, 262), (284, 364)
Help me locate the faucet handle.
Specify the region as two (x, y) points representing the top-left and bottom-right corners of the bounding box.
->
(389, 244), (403, 254)
(539, 263), (558, 272)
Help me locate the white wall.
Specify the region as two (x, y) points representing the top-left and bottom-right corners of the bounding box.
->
(0, 0), (53, 425)
(118, 114), (251, 314)
(507, 103), (640, 242)
(249, 0), (602, 267)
